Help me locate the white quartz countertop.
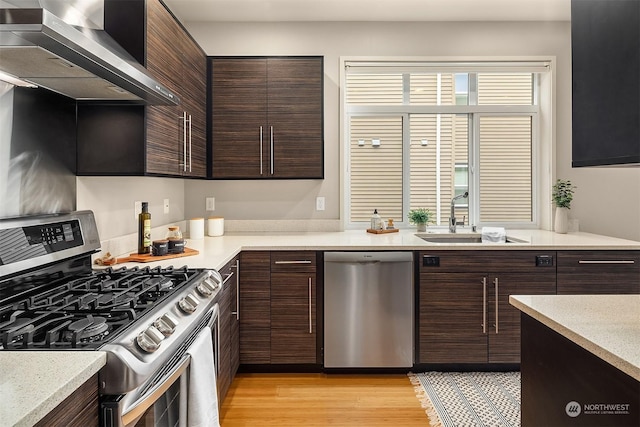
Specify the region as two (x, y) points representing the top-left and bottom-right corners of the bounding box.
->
(0, 351), (106, 427)
(509, 294), (640, 381)
(103, 228), (640, 271)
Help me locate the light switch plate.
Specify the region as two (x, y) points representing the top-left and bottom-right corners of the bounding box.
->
(206, 197), (215, 211)
(163, 199), (170, 214)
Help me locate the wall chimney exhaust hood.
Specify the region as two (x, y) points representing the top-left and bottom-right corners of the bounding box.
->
(0, 0), (179, 105)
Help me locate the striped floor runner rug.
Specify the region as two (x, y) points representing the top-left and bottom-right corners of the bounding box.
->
(408, 371), (521, 427)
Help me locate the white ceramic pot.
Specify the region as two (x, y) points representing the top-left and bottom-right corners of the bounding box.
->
(416, 223), (427, 232)
(554, 207), (569, 234)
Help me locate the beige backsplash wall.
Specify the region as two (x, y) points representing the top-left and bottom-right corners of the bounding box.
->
(77, 176), (185, 242)
(75, 20), (640, 242)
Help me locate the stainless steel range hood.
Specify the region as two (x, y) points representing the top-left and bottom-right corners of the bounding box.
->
(0, 0), (179, 105)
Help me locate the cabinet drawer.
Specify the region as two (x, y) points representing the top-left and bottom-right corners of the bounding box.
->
(557, 251), (640, 294)
(557, 251), (640, 272)
(419, 251), (556, 274)
(271, 251), (316, 273)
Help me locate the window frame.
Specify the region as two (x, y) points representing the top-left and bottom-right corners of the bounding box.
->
(340, 57), (555, 231)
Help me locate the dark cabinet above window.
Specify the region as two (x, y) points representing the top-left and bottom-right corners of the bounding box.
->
(571, 0), (640, 167)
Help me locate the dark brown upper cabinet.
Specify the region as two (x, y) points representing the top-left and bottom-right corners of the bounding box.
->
(571, 0), (640, 167)
(209, 57), (324, 179)
(76, 0), (206, 178)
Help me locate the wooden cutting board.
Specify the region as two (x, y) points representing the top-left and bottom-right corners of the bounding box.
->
(116, 247), (199, 264)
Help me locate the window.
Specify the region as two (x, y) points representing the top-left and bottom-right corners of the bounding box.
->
(344, 60), (548, 229)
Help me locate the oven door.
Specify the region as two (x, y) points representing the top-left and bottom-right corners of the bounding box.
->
(101, 303), (220, 427)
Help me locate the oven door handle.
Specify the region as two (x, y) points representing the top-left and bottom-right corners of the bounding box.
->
(121, 354), (192, 427)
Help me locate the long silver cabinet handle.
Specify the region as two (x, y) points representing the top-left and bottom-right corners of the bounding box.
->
(180, 112), (188, 172)
(188, 114), (192, 172)
(494, 277), (499, 334)
(308, 277), (312, 334)
(259, 126), (263, 175)
(482, 277), (487, 334)
(270, 126), (274, 175)
(274, 260), (313, 265)
(578, 260), (635, 264)
(231, 260), (239, 320)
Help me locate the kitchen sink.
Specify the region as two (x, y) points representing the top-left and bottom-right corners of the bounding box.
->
(415, 233), (528, 244)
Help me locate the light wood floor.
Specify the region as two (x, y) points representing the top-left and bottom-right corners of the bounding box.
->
(220, 373), (430, 426)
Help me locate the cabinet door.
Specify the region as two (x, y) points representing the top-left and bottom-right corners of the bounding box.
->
(419, 272), (488, 363)
(487, 273), (556, 363)
(239, 251), (271, 364)
(217, 265), (232, 401)
(267, 57), (324, 178)
(146, 0), (182, 175)
(571, 0), (640, 167)
(270, 251), (317, 364)
(180, 34), (207, 178)
(557, 251), (640, 294)
(211, 58), (268, 178)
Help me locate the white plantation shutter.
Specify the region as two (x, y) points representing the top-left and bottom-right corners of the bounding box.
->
(410, 74), (454, 105)
(478, 73), (533, 105)
(479, 116), (533, 222)
(346, 74), (403, 105)
(349, 116), (403, 222)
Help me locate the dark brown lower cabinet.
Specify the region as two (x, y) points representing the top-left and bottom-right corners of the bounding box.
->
(239, 251), (271, 364)
(217, 256), (239, 402)
(418, 251), (556, 364)
(270, 252), (317, 364)
(238, 251), (318, 366)
(35, 374), (99, 427)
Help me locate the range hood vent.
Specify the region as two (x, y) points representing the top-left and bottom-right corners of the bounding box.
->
(0, 0), (178, 105)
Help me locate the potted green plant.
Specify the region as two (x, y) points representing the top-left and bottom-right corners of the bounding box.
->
(552, 179), (576, 234)
(408, 208), (433, 232)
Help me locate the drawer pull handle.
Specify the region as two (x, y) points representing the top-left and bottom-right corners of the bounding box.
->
(578, 260), (635, 264)
(274, 260), (312, 265)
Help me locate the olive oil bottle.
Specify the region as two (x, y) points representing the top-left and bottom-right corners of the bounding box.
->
(138, 202), (151, 254)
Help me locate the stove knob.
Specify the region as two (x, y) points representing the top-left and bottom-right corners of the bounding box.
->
(196, 281), (214, 297)
(204, 275), (221, 292)
(154, 312), (179, 336)
(136, 325), (164, 353)
(178, 293), (199, 314)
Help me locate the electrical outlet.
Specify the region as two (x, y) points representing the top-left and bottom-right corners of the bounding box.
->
(163, 199), (170, 214)
(206, 197), (215, 211)
(134, 201), (142, 219)
(316, 197), (325, 211)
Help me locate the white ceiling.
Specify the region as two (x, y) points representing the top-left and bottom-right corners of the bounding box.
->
(163, 0), (571, 23)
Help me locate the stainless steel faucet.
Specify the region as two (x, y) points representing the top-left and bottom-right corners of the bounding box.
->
(449, 191), (469, 233)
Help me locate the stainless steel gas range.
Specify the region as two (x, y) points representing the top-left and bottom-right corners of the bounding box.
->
(0, 211), (222, 427)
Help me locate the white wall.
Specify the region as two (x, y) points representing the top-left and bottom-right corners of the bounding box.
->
(77, 20), (640, 241)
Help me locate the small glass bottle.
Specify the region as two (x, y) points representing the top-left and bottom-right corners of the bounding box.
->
(370, 209), (383, 230)
(137, 202), (151, 254)
(166, 226), (185, 254)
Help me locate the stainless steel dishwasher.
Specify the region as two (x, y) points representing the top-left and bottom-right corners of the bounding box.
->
(324, 251), (414, 368)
